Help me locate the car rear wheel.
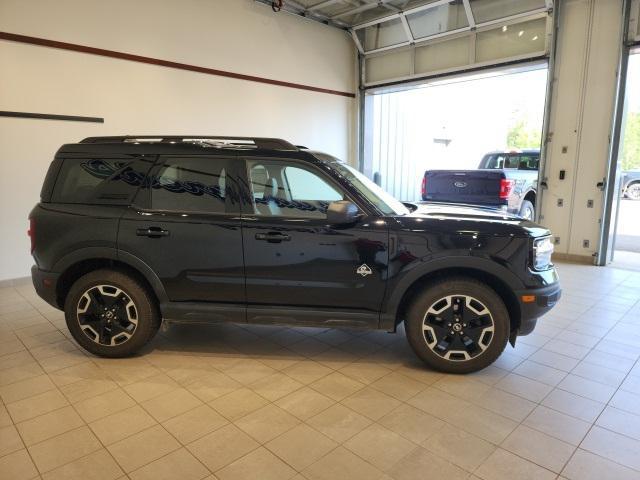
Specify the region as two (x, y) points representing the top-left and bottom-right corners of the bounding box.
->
(64, 269), (160, 357)
(519, 200), (535, 220)
(404, 277), (509, 373)
(626, 183), (640, 201)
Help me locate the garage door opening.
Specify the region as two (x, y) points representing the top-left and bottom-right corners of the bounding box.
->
(362, 64), (549, 211)
(610, 49), (640, 270)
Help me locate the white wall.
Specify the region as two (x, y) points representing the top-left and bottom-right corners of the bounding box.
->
(0, 0), (357, 280)
(540, 0), (623, 261)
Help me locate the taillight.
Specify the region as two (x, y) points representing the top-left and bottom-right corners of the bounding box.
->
(421, 176), (427, 199)
(28, 218), (35, 254)
(499, 179), (514, 200)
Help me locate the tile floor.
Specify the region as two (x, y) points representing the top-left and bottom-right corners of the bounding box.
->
(1, 262), (640, 480)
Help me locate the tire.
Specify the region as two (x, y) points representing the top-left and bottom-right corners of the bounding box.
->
(519, 199), (535, 220)
(404, 277), (510, 374)
(64, 269), (160, 357)
(626, 183), (640, 201)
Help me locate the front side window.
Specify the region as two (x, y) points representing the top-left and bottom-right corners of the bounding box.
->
(151, 157), (228, 213)
(247, 160), (343, 218)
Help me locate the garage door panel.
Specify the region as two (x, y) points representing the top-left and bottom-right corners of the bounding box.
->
(469, 0), (547, 23)
(476, 17), (547, 62)
(415, 36), (470, 75)
(406, 2), (469, 40)
(366, 50), (413, 84)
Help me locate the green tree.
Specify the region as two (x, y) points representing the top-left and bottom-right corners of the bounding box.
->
(506, 120), (542, 149)
(621, 112), (640, 171)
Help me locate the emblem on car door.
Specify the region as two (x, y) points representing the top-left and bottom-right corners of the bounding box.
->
(454, 181), (468, 188)
(357, 264), (373, 277)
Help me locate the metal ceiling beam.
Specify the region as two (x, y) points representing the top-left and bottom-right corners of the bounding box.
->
(307, 0), (341, 12)
(462, 0), (476, 28)
(399, 14), (413, 43)
(352, 0), (458, 31)
(254, 0), (348, 29)
(351, 29), (365, 53)
(331, 0), (396, 20)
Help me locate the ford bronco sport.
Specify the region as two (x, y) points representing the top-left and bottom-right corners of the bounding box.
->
(30, 136), (561, 373)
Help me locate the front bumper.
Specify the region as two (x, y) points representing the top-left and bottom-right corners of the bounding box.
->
(31, 265), (61, 310)
(514, 281), (562, 336)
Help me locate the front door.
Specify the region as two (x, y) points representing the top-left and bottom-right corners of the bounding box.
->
(118, 154), (245, 313)
(239, 157), (389, 326)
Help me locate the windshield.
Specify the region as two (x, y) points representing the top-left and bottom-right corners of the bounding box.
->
(313, 153), (409, 215)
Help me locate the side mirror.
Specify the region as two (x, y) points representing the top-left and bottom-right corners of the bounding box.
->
(326, 200), (359, 225)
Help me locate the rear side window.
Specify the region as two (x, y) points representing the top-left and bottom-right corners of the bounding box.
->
(516, 155), (540, 170)
(151, 156), (229, 213)
(51, 157), (152, 204)
(481, 154), (536, 169)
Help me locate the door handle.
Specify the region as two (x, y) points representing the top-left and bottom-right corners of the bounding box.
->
(136, 227), (170, 238)
(255, 232), (291, 243)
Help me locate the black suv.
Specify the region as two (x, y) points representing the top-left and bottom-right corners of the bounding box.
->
(30, 136), (561, 373)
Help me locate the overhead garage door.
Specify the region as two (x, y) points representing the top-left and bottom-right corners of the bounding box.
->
(353, 0), (554, 88)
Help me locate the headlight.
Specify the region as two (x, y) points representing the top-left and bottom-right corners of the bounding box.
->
(533, 236), (554, 270)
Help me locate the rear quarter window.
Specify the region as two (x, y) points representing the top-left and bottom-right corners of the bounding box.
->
(51, 157), (154, 204)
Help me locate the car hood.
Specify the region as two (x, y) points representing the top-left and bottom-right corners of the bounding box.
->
(394, 202), (550, 238)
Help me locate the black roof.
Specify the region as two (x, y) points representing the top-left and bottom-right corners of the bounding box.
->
(57, 136), (311, 158)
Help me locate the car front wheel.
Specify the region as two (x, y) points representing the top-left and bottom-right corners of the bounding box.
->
(404, 277), (509, 373)
(64, 269), (160, 357)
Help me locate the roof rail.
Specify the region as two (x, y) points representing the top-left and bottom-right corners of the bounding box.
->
(79, 136), (298, 151)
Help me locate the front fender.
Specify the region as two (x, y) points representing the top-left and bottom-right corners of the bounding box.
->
(380, 255), (525, 331)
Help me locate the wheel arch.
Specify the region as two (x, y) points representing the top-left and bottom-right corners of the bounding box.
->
(624, 180), (640, 197)
(523, 189), (536, 205)
(53, 248), (168, 309)
(382, 262), (522, 337)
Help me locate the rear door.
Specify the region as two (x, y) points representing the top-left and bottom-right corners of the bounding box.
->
(118, 154), (245, 314)
(239, 157), (389, 326)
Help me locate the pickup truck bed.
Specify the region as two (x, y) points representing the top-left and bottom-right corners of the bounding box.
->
(422, 150), (539, 219)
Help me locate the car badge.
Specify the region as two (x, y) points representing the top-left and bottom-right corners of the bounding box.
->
(357, 264), (373, 277)
(454, 181), (468, 188)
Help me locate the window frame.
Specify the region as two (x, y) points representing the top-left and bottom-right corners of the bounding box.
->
(135, 154), (240, 216)
(240, 157), (366, 219)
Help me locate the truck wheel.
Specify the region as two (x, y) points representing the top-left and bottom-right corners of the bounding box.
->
(404, 277), (509, 374)
(519, 200), (535, 220)
(626, 183), (640, 200)
(64, 269), (160, 358)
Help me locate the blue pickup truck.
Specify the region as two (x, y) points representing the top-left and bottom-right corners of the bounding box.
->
(421, 149), (539, 220)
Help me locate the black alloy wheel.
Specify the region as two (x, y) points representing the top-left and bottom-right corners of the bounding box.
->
(404, 277), (509, 373)
(76, 284), (139, 346)
(64, 269), (160, 357)
(422, 295), (494, 362)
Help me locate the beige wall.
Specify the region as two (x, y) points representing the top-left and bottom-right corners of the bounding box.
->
(0, 0), (357, 280)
